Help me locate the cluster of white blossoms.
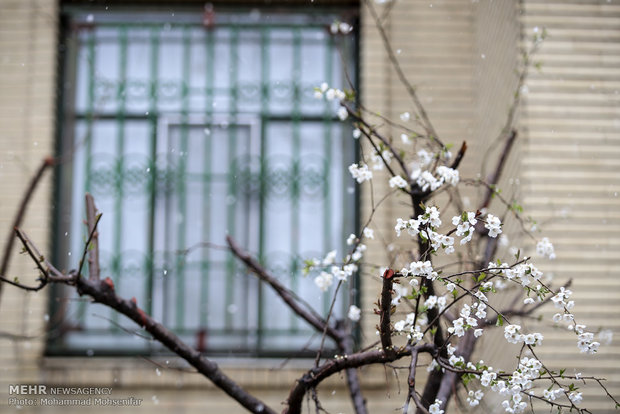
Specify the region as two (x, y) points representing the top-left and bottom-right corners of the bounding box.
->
(466, 390), (484, 407)
(428, 399), (444, 414)
(503, 324), (544, 346)
(329, 20), (352, 35)
(313, 82), (346, 102)
(346, 233), (367, 262)
(370, 149), (393, 170)
(412, 165), (460, 192)
(447, 303), (486, 338)
(393, 312), (425, 342)
(314, 82), (349, 121)
(402, 147), (459, 192)
(436, 165), (459, 186)
(490, 261), (543, 289)
(395, 208), (504, 257)
(424, 295), (447, 312)
(484, 214), (503, 237)
(550, 287), (600, 354)
(400, 260), (437, 281)
(451, 211), (478, 245)
(314, 263), (358, 292)
(493, 357), (544, 413)
(536, 237), (556, 259)
(348, 163), (372, 183)
(394, 206), (457, 254)
(388, 175), (408, 189)
(311, 235), (366, 292)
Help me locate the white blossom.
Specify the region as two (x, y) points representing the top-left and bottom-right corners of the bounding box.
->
(448, 318), (466, 337)
(395, 218), (420, 237)
(391, 284), (408, 306)
(389, 175), (408, 189)
(400, 111), (410, 122)
(436, 165), (459, 186)
(322, 249), (337, 265)
(467, 390), (484, 407)
(569, 392), (583, 405)
(417, 170), (440, 191)
(394, 320), (406, 332)
(424, 206), (442, 228)
(543, 388), (564, 402)
(452, 211), (477, 244)
(351, 244), (366, 262)
(347, 305), (361, 321)
(338, 22), (352, 34)
(536, 237), (556, 259)
(417, 149), (432, 166)
(480, 369), (497, 387)
(363, 227), (374, 239)
(348, 163), (373, 183)
(485, 214), (502, 237)
(598, 329), (613, 345)
(408, 260), (437, 280)
(370, 150), (392, 170)
(504, 324), (523, 344)
(346, 233), (356, 246)
(314, 271), (333, 292)
(429, 399), (444, 414)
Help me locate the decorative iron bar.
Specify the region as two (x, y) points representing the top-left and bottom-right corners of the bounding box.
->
(52, 8), (358, 356)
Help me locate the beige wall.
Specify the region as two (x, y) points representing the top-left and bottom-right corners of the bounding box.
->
(0, 0), (618, 413)
(0, 0), (57, 409)
(521, 0), (620, 411)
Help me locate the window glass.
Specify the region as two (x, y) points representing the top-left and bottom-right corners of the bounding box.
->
(51, 8), (357, 356)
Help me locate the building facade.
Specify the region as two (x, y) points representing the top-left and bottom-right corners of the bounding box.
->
(0, 0), (618, 413)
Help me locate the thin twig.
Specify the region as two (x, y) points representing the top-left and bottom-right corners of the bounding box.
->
(363, 0), (444, 150)
(0, 157), (55, 301)
(77, 197), (102, 281)
(226, 236), (342, 342)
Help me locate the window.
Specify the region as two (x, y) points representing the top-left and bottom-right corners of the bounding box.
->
(50, 6), (358, 356)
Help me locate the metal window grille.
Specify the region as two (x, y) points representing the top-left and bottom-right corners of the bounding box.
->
(51, 7), (358, 356)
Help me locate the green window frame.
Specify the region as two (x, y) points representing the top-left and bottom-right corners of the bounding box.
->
(50, 5), (359, 356)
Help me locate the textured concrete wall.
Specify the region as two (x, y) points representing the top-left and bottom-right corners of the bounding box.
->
(521, 0), (620, 412)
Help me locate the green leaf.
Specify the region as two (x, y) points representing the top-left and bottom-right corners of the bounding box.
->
(496, 314), (504, 327)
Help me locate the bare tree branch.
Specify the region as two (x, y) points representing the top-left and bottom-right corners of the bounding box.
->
(227, 235), (343, 343)
(0, 156), (55, 302)
(479, 129), (517, 211)
(284, 344), (437, 414)
(84, 193), (100, 281)
(13, 227), (277, 414)
(363, 0), (444, 150)
(379, 269), (396, 355)
(343, 337), (368, 414)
